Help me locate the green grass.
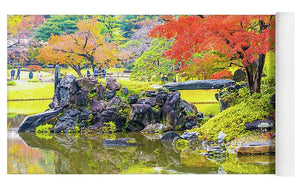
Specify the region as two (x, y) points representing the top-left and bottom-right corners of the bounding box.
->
(8, 82), (54, 100)
(179, 89), (220, 115)
(7, 82), (54, 115)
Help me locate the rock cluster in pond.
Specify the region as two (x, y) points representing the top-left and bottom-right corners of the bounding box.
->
(18, 75), (200, 133)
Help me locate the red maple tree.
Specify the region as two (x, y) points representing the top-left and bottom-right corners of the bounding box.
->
(149, 15), (275, 94)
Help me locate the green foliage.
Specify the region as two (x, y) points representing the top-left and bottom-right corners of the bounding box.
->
(130, 38), (175, 82)
(263, 51), (276, 84)
(189, 86), (273, 142)
(101, 121), (117, 133)
(34, 15), (89, 42)
(35, 124), (53, 133)
(7, 64), (13, 69)
(174, 139), (190, 151)
(7, 80), (16, 86)
(117, 80), (158, 96)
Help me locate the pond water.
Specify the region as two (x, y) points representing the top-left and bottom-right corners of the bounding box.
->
(7, 114), (275, 174)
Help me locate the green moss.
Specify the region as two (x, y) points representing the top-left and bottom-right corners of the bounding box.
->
(35, 124), (53, 134)
(174, 139), (190, 151)
(7, 80), (16, 86)
(127, 138), (137, 144)
(188, 86), (273, 142)
(101, 121), (116, 133)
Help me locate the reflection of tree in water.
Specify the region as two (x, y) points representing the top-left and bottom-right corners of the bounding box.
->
(19, 132), (221, 174)
(8, 114), (27, 128)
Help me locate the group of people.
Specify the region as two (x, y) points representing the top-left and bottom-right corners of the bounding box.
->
(86, 67), (106, 79)
(10, 68), (21, 80)
(10, 68), (42, 81)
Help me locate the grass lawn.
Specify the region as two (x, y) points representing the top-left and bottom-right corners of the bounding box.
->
(179, 89), (220, 116)
(7, 81), (54, 115)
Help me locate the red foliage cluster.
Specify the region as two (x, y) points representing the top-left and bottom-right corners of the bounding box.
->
(211, 70), (232, 79)
(27, 65), (43, 71)
(149, 15), (275, 68)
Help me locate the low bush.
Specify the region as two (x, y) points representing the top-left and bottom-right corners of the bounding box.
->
(27, 65), (43, 71)
(7, 80), (16, 86)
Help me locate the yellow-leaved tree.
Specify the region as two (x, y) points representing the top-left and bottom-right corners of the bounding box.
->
(37, 18), (119, 77)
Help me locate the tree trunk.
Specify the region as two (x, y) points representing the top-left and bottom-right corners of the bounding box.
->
(245, 54), (265, 94)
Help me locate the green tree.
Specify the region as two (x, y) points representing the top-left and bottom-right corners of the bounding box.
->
(34, 15), (89, 42)
(130, 38), (175, 82)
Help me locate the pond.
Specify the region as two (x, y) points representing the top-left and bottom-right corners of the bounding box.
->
(7, 114), (275, 174)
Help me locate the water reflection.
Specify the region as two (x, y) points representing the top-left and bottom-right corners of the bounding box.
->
(7, 115), (275, 174)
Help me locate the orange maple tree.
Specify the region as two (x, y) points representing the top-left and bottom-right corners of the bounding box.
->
(37, 18), (119, 77)
(149, 15), (275, 94)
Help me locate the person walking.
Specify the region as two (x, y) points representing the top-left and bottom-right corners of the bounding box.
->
(15, 68), (21, 80)
(87, 69), (91, 78)
(10, 69), (15, 80)
(101, 67), (106, 79)
(93, 67), (98, 78)
(29, 71), (33, 79)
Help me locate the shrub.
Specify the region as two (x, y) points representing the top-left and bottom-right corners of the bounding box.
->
(7, 80), (16, 86)
(35, 124), (53, 133)
(27, 65), (43, 71)
(188, 86), (273, 142)
(8, 64), (13, 69)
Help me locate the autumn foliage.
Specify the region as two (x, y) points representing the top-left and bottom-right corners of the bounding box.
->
(211, 70), (232, 79)
(37, 18), (119, 76)
(149, 15), (275, 93)
(27, 65), (43, 71)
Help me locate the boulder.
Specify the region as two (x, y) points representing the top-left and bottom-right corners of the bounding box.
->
(103, 138), (138, 147)
(76, 89), (88, 107)
(162, 92), (181, 127)
(217, 131), (226, 144)
(236, 142), (275, 155)
(55, 109), (79, 133)
(136, 97), (156, 107)
(163, 79), (235, 91)
(91, 110), (127, 132)
(232, 69), (246, 82)
(51, 74), (77, 108)
(196, 112), (204, 119)
(141, 123), (172, 133)
(106, 89), (116, 101)
(106, 97), (122, 111)
(121, 87), (129, 96)
(75, 77), (97, 92)
(96, 84), (106, 100)
(18, 108), (63, 132)
(180, 132), (199, 141)
(105, 78), (121, 90)
(90, 98), (107, 112)
(127, 104), (159, 132)
(245, 120), (275, 131)
(145, 90), (158, 97)
(161, 131), (181, 141)
(155, 91), (168, 106)
(127, 94), (139, 104)
(179, 99), (198, 116)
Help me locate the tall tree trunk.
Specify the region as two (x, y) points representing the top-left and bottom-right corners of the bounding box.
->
(244, 54), (265, 94)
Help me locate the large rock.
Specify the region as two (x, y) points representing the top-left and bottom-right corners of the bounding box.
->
(103, 138), (138, 147)
(236, 142), (275, 155)
(232, 69), (246, 82)
(179, 99), (198, 116)
(161, 131), (180, 141)
(76, 89), (88, 107)
(51, 74), (77, 108)
(96, 84), (106, 100)
(163, 79), (235, 91)
(105, 78), (121, 90)
(127, 94), (139, 104)
(162, 91), (181, 127)
(121, 87), (129, 96)
(155, 91), (168, 106)
(55, 109), (79, 133)
(75, 77), (97, 92)
(90, 98), (107, 113)
(136, 97), (156, 107)
(18, 108), (63, 132)
(106, 97), (122, 111)
(91, 110), (126, 132)
(106, 89), (116, 101)
(141, 123), (172, 133)
(245, 120), (275, 131)
(127, 104), (159, 132)
(180, 132), (199, 141)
